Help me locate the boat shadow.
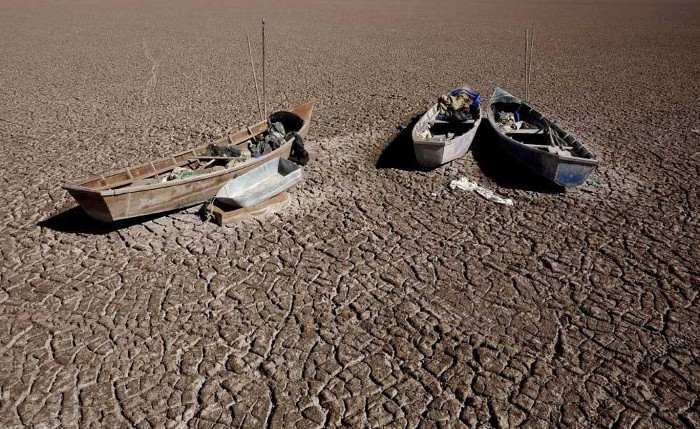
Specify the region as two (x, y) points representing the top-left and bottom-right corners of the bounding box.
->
(376, 114), (430, 171)
(470, 125), (564, 193)
(37, 206), (181, 235)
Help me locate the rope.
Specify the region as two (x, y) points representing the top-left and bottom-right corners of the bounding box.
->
(203, 197), (216, 224)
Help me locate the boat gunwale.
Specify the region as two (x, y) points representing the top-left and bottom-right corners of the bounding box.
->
(62, 101), (313, 197)
(62, 139), (293, 196)
(486, 88), (599, 166)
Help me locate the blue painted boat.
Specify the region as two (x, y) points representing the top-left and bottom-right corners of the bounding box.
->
(485, 88), (599, 188)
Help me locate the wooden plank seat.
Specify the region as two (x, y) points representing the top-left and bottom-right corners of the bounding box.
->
(526, 144), (574, 150)
(505, 128), (546, 135)
(426, 119), (476, 125)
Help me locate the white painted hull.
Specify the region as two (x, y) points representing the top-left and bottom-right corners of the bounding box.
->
(412, 103), (481, 168)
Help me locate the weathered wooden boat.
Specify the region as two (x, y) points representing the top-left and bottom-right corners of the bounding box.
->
(63, 101), (313, 221)
(485, 88), (598, 187)
(216, 158), (302, 208)
(411, 87), (482, 168)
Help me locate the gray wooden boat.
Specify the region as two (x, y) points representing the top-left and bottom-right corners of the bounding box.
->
(485, 88), (598, 187)
(412, 87), (482, 168)
(215, 158), (302, 207)
(62, 101), (313, 221)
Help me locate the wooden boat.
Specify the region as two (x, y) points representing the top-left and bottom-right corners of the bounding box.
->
(216, 158), (302, 208)
(411, 87), (482, 168)
(485, 88), (598, 187)
(63, 101), (313, 221)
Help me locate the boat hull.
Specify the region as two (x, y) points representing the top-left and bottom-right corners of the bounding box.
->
(216, 158), (302, 208)
(413, 133), (477, 168)
(66, 145), (292, 221)
(63, 101), (312, 221)
(485, 121), (596, 187)
(485, 89), (598, 188)
(412, 103), (481, 168)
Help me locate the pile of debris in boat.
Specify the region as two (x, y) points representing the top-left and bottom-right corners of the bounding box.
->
(159, 120), (307, 185)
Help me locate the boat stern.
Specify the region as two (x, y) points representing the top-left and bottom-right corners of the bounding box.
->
(413, 140), (446, 168)
(553, 160), (598, 187)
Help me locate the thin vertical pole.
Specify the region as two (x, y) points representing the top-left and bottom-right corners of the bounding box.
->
(262, 19), (266, 120)
(528, 26), (534, 103)
(245, 28), (263, 121)
(525, 27), (529, 102)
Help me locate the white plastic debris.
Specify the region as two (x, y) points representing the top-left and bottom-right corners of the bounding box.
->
(449, 177), (514, 206)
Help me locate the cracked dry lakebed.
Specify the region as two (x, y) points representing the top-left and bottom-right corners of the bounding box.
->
(0, 0), (698, 427)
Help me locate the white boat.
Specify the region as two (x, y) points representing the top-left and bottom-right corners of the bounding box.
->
(411, 88), (482, 168)
(215, 158), (302, 208)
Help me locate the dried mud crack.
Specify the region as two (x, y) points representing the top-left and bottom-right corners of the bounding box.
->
(1, 0), (699, 427)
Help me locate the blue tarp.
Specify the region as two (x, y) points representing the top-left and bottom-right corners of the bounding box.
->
(448, 88), (481, 107)
(437, 88), (481, 121)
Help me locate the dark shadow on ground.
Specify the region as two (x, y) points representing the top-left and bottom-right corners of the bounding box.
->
(37, 206), (182, 235)
(376, 114), (429, 171)
(471, 125), (564, 193)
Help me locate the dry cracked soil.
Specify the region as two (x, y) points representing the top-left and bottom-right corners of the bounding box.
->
(1, 0), (698, 427)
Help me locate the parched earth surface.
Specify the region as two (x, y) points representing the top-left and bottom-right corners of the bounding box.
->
(1, 0), (698, 427)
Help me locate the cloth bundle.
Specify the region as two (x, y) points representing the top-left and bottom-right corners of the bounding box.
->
(437, 88), (481, 122)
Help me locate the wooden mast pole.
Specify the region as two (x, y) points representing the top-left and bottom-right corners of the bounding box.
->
(262, 19), (267, 120)
(528, 26), (534, 103)
(525, 27), (529, 102)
